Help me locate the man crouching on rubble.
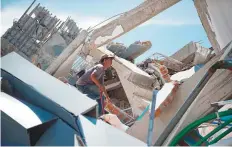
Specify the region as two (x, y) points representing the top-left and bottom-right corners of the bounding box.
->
(76, 54), (114, 115)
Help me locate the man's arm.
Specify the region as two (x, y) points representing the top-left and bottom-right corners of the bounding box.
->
(90, 73), (110, 101)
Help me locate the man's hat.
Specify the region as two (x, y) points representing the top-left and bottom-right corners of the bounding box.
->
(100, 54), (115, 63)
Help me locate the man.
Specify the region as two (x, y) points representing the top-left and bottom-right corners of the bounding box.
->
(76, 54), (114, 114)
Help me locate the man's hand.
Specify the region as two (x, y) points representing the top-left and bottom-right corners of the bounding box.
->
(90, 73), (111, 102)
(98, 85), (111, 102)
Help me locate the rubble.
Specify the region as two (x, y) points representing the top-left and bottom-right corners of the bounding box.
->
(127, 42), (232, 145)
(1, 1), (81, 69)
(107, 41), (152, 63)
(193, 45), (214, 65)
(170, 64), (203, 82)
(100, 114), (129, 131)
(1, 0), (232, 146)
(170, 41), (214, 69)
(136, 41), (215, 90)
(171, 41), (199, 65)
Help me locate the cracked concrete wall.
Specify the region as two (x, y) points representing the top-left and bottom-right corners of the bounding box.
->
(194, 0), (232, 54)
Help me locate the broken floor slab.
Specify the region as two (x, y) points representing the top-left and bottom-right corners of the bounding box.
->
(170, 41), (212, 66)
(170, 64), (203, 82)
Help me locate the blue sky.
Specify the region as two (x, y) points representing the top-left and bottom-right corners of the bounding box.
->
(1, 0), (211, 63)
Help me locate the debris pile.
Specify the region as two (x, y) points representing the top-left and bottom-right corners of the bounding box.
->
(106, 41), (152, 63)
(67, 41), (155, 124)
(137, 41), (214, 89)
(100, 114), (129, 131)
(2, 0), (232, 146)
(1, 1), (81, 69)
(170, 41), (215, 70)
(132, 42), (214, 118)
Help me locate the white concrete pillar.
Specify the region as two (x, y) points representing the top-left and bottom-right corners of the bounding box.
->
(45, 30), (88, 75)
(194, 0), (232, 54)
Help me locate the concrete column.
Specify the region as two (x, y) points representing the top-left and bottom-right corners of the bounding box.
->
(53, 44), (84, 78)
(45, 30), (88, 75)
(60, 17), (70, 32)
(90, 0), (180, 47)
(22, 4), (40, 27)
(194, 0), (232, 54)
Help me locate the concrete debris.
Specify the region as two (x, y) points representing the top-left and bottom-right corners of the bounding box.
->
(2, 0), (232, 146)
(137, 41), (214, 90)
(150, 52), (184, 72)
(47, 0), (181, 77)
(170, 41), (214, 68)
(106, 42), (126, 55)
(95, 25), (124, 45)
(1, 1), (81, 70)
(194, 0), (232, 54)
(171, 41), (199, 65)
(170, 64), (203, 82)
(137, 58), (172, 89)
(88, 46), (154, 118)
(104, 100), (135, 124)
(107, 41), (152, 63)
(193, 44), (214, 65)
(101, 114), (129, 131)
(154, 81), (179, 116)
(155, 82), (175, 109)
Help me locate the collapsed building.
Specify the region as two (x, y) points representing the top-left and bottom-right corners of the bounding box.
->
(1, 0), (81, 69)
(69, 41), (153, 123)
(1, 0), (232, 146)
(44, 0), (232, 145)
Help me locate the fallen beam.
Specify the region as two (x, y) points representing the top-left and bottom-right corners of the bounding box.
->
(46, 0), (181, 77)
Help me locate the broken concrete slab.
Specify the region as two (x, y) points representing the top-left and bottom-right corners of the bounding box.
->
(194, 0), (232, 54)
(170, 64), (203, 82)
(126, 48), (232, 144)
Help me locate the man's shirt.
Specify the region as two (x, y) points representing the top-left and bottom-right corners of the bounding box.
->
(76, 64), (105, 86)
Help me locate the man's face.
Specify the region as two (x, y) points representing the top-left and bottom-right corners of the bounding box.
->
(103, 58), (113, 69)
